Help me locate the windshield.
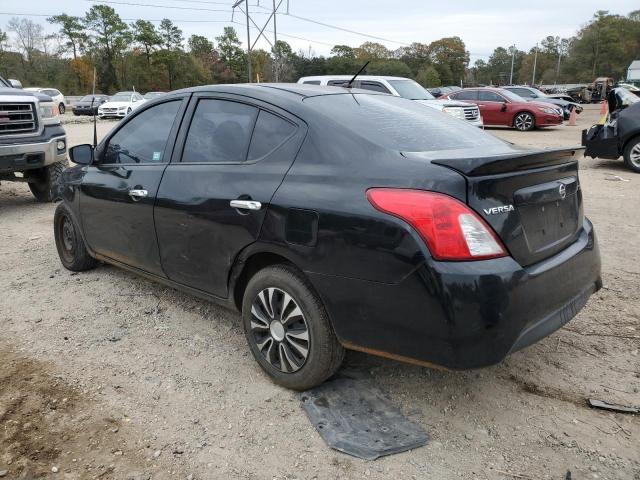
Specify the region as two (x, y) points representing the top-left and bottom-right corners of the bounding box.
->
(500, 89), (527, 102)
(0, 76), (10, 88)
(388, 80), (435, 100)
(304, 93), (503, 152)
(614, 87), (640, 107)
(110, 94), (131, 102)
(80, 95), (101, 102)
(144, 92), (161, 99)
(529, 88), (548, 98)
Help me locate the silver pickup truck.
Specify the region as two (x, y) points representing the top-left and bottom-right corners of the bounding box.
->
(0, 75), (67, 202)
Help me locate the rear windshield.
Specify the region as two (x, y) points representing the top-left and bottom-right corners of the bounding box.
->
(304, 94), (503, 152)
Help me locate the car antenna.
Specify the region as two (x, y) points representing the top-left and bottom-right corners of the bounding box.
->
(345, 61), (369, 89)
(91, 67), (97, 148)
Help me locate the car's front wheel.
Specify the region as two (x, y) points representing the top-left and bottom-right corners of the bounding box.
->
(514, 112), (535, 131)
(242, 264), (345, 390)
(623, 136), (640, 173)
(54, 203), (98, 272)
(59, 103), (65, 114)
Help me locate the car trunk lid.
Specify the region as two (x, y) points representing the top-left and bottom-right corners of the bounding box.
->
(403, 146), (584, 266)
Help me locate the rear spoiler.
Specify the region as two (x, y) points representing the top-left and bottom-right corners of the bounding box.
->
(426, 147), (583, 177)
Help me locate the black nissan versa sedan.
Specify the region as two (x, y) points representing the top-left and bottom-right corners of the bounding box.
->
(54, 84), (602, 390)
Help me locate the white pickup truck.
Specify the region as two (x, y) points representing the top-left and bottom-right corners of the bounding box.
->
(0, 75), (67, 202)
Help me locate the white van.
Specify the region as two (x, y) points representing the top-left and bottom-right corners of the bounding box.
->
(297, 75), (482, 127)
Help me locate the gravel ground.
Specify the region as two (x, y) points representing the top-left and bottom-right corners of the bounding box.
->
(0, 105), (638, 480)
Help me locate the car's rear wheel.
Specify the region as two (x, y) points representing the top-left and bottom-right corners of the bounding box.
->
(623, 137), (640, 173)
(514, 112), (535, 131)
(54, 203), (98, 272)
(242, 264), (344, 390)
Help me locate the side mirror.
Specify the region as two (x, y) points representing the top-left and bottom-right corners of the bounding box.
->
(9, 79), (23, 89)
(69, 144), (94, 165)
(500, 102), (508, 112)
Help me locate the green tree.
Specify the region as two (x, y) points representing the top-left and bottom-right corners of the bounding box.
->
(215, 27), (246, 81)
(188, 34), (214, 58)
(428, 37), (469, 86)
(416, 65), (441, 87)
(132, 20), (161, 67)
(84, 5), (130, 92)
(355, 42), (390, 61)
(155, 19), (183, 90)
(330, 44), (355, 58)
(367, 59), (412, 77)
(397, 42), (431, 75)
(47, 14), (87, 60)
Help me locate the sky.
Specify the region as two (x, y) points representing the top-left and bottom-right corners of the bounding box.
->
(0, 0), (637, 62)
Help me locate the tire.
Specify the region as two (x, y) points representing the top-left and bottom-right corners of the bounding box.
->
(623, 136), (640, 173)
(59, 103), (65, 114)
(242, 264), (345, 390)
(54, 203), (98, 272)
(126, 107), (132, 115)
(28, 160), (67, 203)
(513, 112), (535, 131)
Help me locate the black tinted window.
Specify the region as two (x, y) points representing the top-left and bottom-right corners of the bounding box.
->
(248, 111), (296, 160)
(183, 99), (258, 163)
(452, 90), (478, 100)
(305, 94), (503, 152)
(478, 91), (504, 102)
(103, 101), (180, 164)
(328, 80), (348, 87)
(303, 80), (321, 85)
(359, 82), (391, 94)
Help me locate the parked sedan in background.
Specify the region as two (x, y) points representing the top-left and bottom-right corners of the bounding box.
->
(143, 91), (165, 101)
(55, 84), (601, 390)
(443, 87), (564, 131)
(97, 91), (144, 118)
(24, 87), (66, 114)
(72, 94), (109, 116)
(504, 85), (583, 120)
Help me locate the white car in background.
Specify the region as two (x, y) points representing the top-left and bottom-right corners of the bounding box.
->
(297, 75), (483, 127)
(24, 87), (67, 114)
(98, 91), (145, 119)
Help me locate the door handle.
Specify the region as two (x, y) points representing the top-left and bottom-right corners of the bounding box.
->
(129, 189), (148, 200)
(230, 199), (262, 211)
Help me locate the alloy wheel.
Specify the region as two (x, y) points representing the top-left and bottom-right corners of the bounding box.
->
(514, 113), (534, 131)
(250, 287), (310, 373)
(630, 143), (640, 168)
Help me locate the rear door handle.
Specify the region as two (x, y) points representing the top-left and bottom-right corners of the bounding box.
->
(129, 189), (148, 199)
(230, 199), (262, 211)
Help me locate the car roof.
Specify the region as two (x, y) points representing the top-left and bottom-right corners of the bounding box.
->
(114, 91), (137, 95)
(172, 83), (383, 99)
(298, 75), (413, 82)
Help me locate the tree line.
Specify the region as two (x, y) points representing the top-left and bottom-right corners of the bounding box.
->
(0, 6), (637, 96)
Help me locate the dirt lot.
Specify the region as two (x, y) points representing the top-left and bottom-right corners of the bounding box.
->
(1, 106), (638, 480)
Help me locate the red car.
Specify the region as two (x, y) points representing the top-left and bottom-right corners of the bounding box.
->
(442, 87), (564, 131)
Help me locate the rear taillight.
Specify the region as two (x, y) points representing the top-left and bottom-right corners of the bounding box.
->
(366, 188), (507, 261)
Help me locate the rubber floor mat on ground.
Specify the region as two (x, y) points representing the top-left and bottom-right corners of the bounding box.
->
(301, 376), (429, 460)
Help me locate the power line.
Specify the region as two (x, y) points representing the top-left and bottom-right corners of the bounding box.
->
(83, 0), (230, 13)
(0, 12), (230, 22)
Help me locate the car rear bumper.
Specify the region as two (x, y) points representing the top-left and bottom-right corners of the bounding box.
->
(308, 218), (601, 369)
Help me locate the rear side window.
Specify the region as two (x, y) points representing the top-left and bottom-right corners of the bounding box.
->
(328, 80), (349, 87)
(478, 91), (505, 102)
(304, 94), (503, 152)
(182, 99), (258, 163)
(247, 111), (296, 160)
(359, 81), (391, 94)
(103, 100), (181, 164)
(303, 80), (321, 85)
(452, 90), (478, 100)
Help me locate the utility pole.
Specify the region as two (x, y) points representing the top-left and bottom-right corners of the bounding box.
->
(509, 45), (515, 85)
(272, 0), (278, 81)
(532, 44), (538, 86)
(245, 0), (251, 83)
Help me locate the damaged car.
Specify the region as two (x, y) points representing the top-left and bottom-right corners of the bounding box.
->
(55, 84), (601, 390)
(582, 87), (640, 172)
